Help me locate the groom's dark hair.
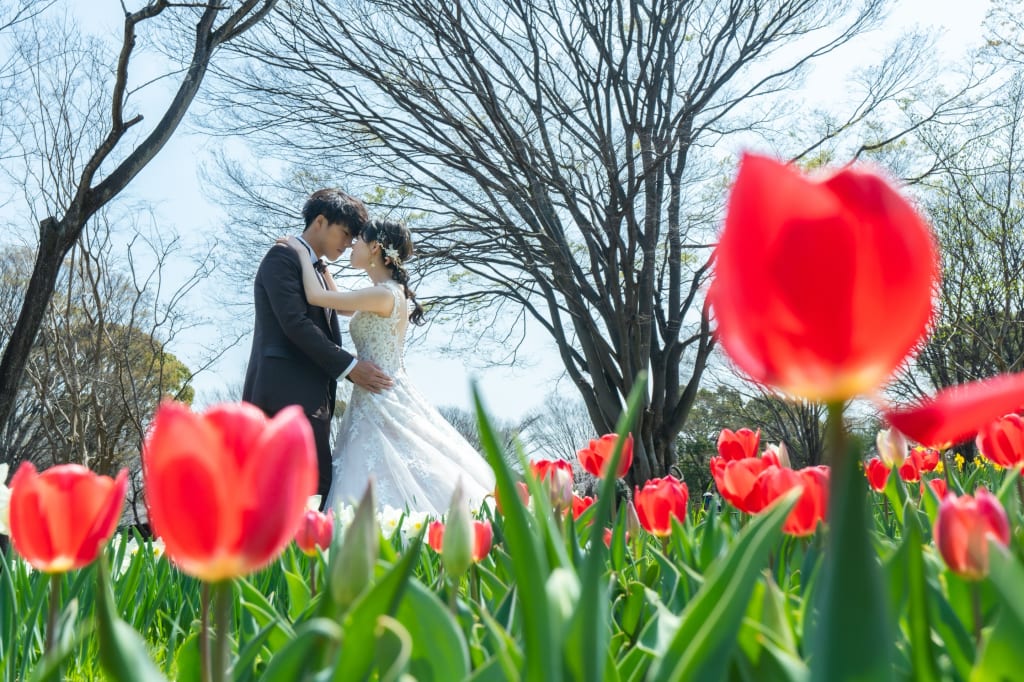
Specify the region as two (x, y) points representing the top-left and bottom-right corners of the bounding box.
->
(302, 189), (369, 234)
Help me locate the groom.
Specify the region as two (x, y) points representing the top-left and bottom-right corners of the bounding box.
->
(243, 188), (392, 508)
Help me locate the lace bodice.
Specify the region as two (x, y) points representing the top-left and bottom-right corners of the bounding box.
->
(347, 281), (407, 374)
(327, 280), (495, 515)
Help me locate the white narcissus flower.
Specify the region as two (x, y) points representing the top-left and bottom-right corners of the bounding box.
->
(400, 510), (430, 546)
(0, 463), (10, 536)
(378, 505), (404, 540)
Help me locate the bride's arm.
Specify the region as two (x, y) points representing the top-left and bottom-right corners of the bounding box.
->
(285, 238), (394, 315)
(322, 266), (354, 317)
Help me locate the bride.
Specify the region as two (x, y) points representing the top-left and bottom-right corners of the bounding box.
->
(283, 219), (495, 516)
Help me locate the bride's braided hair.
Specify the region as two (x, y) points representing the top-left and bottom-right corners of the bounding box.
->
(362, 218), (425, 326)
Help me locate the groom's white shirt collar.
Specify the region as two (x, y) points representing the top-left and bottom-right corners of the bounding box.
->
(294, 235), (319, 263)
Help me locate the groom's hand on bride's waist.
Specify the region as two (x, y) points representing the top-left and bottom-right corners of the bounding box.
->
(348, 360), (394, 394)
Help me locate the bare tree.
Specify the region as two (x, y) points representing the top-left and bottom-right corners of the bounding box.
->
(984, 0), (1024, 67)
(890, 74), (1024, 429)
(0, 211), (235, 524)
(521, 393), (596, 463)
(0, 0), (277, 436)
(209, 0), (956, 482)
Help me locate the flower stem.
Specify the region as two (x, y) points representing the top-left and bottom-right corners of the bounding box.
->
(200, 583), (211, 682)
(310, 560), (318, 599)
(1015, 469), (1024, 515)
(971, 583), (983, 647)
(810, 401), (894, 681)
(45, 573), (60, 657)
(212, 581), (233, 682)
(447, 577), (458, 616)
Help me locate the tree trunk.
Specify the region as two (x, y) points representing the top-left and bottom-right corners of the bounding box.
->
(0, 219), (74, 443)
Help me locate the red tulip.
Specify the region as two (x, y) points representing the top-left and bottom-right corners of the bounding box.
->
(915, 447), (940, 472)
(577, 434), (634, 479)
(602, 527), (631, 548)
(976, 413), (1024, 469)
(898, 447), (940, 483)
(8, 463), (127, 573)
(716, 428), (761, 461)
(634, 476), (689, 537)
(426, 519), (492, 562)
(571, 494), (595, 520)
(924, 478), (948, 499)
(711, 153), (938, 402)
(494, 480), (530, 515)
(427, 520), (444, 554)
(143, 401), (318, 582)
(710, 451), (780, 513)
(472, 520), (493, 561)
(294, 509), (334, 556)
(884, 373), (1024, 449)
(529, 458), (574, 483)
(864, 458), (891, 493)
(934, 488), (1010, 580)
(750, 465), (830, 536)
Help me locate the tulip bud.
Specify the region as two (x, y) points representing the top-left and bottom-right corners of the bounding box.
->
(548, 465), (575, 514)
(295, 509), (334, 556)
(935, 488), (1010, 580)
(442, 479), (474, 580)
(329, 481), (379, 610)
(876, 428), (908, 468)
(764, 442), (791, 468)
(624, 500), (642, 539)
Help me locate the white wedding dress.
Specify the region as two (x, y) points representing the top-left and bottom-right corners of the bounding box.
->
(325, 280), (495, 516)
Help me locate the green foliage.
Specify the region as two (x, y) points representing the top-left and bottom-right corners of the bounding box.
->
(6, 398), (1024, 680)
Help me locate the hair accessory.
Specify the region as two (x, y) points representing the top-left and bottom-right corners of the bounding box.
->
(382, 244), (403, 268)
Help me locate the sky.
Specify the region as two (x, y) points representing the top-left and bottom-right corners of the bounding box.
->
(5, 0), (993, 422)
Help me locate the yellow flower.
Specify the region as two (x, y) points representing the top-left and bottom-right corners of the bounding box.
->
(934, 460), (944, 474)
(954, 453), (965, 471)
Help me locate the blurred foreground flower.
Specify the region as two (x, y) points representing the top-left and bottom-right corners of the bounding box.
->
(976, 413), (1024, 470)
(711, 153), (938, 402)
(885, 374), (1024, 450)
(8, 463), (127, 573)
(143, 401), (317, 581)
(934, 488), (1009, 580)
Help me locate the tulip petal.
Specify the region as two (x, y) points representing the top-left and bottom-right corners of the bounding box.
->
(883, 373), (1024, 448)
(9, 463), (58, 566)
(144, 402), (236, 568)
(238, 406), (317, 569)
(714, 154), (937, 401)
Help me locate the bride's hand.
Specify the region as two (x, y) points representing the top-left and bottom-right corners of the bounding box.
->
(275, 236), (303, 252)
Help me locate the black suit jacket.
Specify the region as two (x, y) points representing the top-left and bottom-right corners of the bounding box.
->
(242, 244), (354, 420)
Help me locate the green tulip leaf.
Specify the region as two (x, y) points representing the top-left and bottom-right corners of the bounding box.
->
(647, 488), (798, 682)
(95, 558), (168, 682)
